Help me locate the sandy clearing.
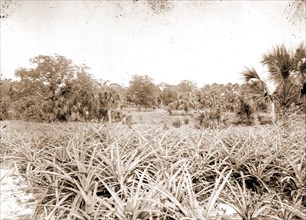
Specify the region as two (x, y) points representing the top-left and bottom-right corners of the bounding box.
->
(0, 168), (34, 220)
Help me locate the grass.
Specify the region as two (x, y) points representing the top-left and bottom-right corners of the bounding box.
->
(0, 115), (305, 219)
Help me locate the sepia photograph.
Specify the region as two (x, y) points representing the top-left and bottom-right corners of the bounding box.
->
(0, 0), (305, 219)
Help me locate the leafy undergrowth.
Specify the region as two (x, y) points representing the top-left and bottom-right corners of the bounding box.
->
(0, 120), (305, 220)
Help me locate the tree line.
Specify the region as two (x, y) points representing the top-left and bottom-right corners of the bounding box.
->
(1, 43), (305, 124)
(0, 54), (243, 123)
(0, 55), (239, 122)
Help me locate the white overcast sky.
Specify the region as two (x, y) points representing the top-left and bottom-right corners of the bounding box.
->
(0, 0), (305, 86)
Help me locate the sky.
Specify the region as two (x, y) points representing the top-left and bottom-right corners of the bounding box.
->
(0, 0), (305, 87)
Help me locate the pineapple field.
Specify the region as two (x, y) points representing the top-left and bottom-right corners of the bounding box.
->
(1, 1), (305, 219)
(0, 112), (305, 219)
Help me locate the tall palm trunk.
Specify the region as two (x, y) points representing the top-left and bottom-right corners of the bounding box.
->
(270, 100), (276, 124)
(107, 109), (112, 124)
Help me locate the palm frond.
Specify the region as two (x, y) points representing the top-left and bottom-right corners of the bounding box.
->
(242, 66), (261, 82)
(242, 67), (271, 101)
(261, 45), (294, 84)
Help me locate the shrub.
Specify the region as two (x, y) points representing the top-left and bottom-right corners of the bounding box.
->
(195, 108), (222, 128)
(195, 111), (209, 128)
(235, 98), (255, 125)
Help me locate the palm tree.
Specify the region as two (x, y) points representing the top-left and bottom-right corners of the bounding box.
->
(242, 67), (276, 123)
(242, 44), (306, 123)
(262, 45), (297, 114)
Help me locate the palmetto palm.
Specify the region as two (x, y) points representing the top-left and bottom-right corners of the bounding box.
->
(262, 45), (294, 84)
(242, 44), (306, 123)
(242, 67), (276, 122)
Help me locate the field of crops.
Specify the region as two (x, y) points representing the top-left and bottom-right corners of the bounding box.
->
(0, 112), (305, 219)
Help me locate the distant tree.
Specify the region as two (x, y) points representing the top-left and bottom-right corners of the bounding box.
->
(109, 83), (126, 108)
(73, 68), (97, 94)
(221, 83), (241, 112)
(0, 78), (13, 119)
(14, 55), (94, 122)
(157, 83), (178, 108)
(96, 83), (121, 123)
(127, 75), (159, 110)
(197, 84), (225, 110)
(176, 80), (197, 95)
(66, 68), (98, 121)
(0, 78), (13, 96)
(15, 55), (79, 98)
(175, 80), (198, 113)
